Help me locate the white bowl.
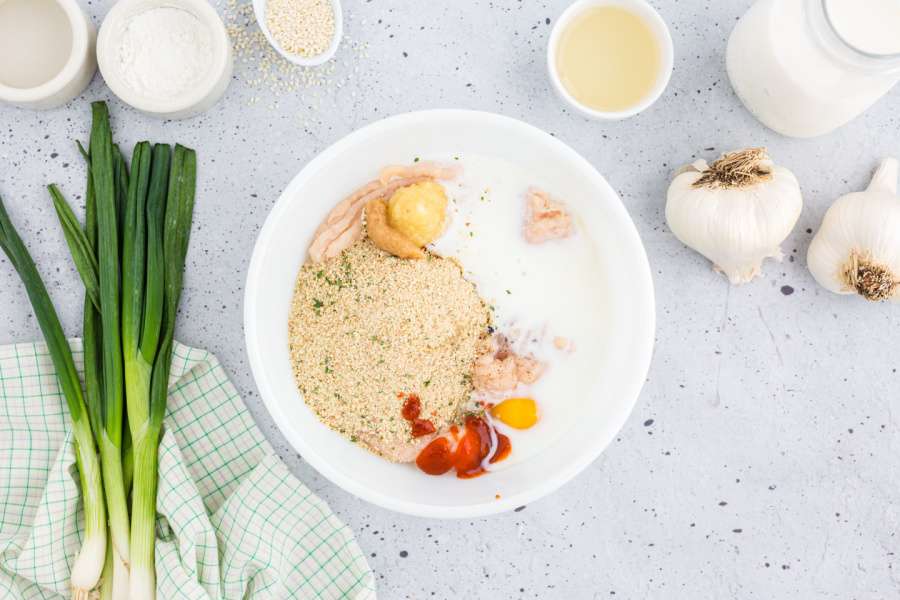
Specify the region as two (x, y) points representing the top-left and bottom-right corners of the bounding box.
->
(96, 0), (233, 119)
(252, 0), (343, 67)
(244, 110), (655, 518)
(0, 0), (96, 110)
(547, 0), (674, 120)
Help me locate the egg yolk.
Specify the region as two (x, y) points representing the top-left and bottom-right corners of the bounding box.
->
(490, 397), (538, 429)
(387, 181), (448, 246)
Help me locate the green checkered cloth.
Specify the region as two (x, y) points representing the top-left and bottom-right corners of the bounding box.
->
(0, 340), (376, 600)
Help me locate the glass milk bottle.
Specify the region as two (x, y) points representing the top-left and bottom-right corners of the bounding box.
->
(727, 0), (900, 138)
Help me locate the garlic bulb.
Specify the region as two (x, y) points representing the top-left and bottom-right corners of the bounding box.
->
(666, 148), (803, 284)
(807, 158), (900, 302)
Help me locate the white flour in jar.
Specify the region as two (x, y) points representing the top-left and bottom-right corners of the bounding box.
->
(118, 7), (213, 101)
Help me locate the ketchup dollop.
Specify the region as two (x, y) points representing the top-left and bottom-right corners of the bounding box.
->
(410, 419), (436, 437)
(415, 437), (454, 475)
(401, 394), (421, 420)
(400, 393), (436, 438)
(415, 415), (511, 479)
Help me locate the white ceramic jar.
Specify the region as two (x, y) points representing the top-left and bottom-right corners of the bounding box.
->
(727, 0), (900, 138)
(0, 0), (97, 109)
(96, 0), (233, 120)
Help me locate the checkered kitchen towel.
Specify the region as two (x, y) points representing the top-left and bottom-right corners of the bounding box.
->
(0, 340), (376, 600)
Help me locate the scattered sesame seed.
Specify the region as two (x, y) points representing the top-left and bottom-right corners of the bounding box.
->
(222, 0), (369, 106)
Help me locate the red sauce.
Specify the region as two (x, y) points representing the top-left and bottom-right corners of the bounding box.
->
(415, 415), (511, 479)
(410, 418), (436, 438)
(401, 394), (421, 420)
(490, 431), (512, 464)
(415, 437), (454, 475)
(455, 416), (491, 478)
(400, 393), (435, 439)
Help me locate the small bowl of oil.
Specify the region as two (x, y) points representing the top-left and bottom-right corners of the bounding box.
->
(548, 0), (673, 120)
(0, 0), (96, 109)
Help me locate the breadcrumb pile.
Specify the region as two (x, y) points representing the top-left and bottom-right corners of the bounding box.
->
(288, 240), (491, 459)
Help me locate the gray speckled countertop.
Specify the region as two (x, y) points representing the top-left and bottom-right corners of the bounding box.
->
(2, 1), (899, 598)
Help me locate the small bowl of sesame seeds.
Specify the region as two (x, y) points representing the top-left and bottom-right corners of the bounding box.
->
(252, 0), (342, 66)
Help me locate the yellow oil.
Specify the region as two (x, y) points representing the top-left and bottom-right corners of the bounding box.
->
(556, 5), (661, 112)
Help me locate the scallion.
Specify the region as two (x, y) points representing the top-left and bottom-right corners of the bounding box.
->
(62, 141), (129, 600)
(0, 195), (106, 600)
(88, 102), (131, 595)
(129, 144), (196, 600)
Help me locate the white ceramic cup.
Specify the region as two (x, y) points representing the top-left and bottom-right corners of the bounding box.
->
(96, 0), (233, 120)
(0, 0), (97, 110)
(547, 0), (674, 120)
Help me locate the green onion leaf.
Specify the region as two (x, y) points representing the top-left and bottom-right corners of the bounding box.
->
(47, 184), (100, 312)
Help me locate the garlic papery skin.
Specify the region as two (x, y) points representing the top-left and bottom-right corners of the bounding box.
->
(666, 147), (803, 284)
(807, 157), (900, 302)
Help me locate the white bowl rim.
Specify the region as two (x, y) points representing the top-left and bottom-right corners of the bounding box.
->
(252, 0), (344, 67)
(244, 109), (656, 518)
(547, 0), (675, 120)
(96, 0), (232, 115)
(0, 0), (92, 103)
